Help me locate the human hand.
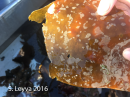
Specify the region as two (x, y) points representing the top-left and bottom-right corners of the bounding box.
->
(97, 0), (130, 61)
(123, 48), (130, 61)
(97, 0), (130, 16)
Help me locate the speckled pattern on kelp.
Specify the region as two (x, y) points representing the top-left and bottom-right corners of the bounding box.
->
(29, 0), (130, 92)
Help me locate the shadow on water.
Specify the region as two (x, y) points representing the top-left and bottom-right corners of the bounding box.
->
(36, 24), (48, 57)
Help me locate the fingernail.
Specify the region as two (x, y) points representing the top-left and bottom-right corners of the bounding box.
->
(123, 48), (130, 61)
(97, 0), (110, 15)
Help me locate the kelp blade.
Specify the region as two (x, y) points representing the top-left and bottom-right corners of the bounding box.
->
(28, 2), (54, 23)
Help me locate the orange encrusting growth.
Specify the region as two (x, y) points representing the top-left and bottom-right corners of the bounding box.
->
(29, 0), (130, 92)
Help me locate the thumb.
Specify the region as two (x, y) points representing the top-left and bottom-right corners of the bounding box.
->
(123, 48), (130, 61)
(97, 0), (117, 15)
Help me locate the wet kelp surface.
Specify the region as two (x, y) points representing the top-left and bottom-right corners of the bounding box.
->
(29, 0), (130, 92)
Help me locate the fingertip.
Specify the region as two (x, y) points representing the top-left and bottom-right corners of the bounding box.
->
(123, 48), (130, 61)
(97, 0), (110, 15)
(97, 0), (117, 15)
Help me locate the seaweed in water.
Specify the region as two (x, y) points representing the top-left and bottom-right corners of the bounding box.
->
(12, 41), (35, 70)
